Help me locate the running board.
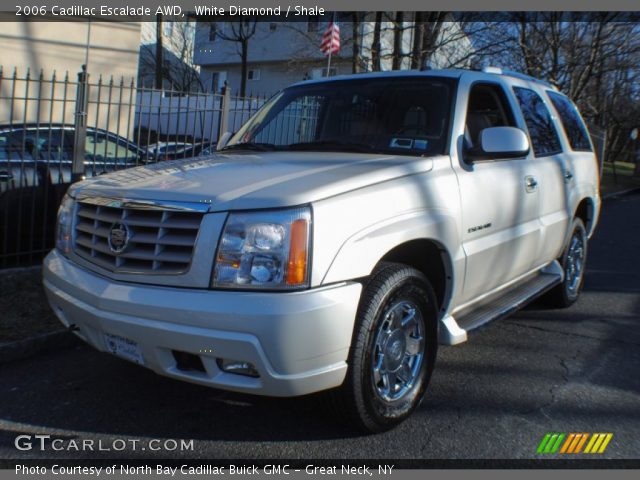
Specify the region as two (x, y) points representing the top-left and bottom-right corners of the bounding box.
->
(438, 262), (563, 345)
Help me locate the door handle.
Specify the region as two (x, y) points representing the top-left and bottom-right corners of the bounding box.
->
(564, 171), (574, 181)
(525, 175), (538, 192)
(0, 171), (14, 182)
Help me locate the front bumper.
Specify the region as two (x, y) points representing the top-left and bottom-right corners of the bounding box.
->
(43, 250), (362, 397)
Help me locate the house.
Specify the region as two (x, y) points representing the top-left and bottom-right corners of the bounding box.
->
(193, 15), (356, 95)
(193, 13), (474, 96)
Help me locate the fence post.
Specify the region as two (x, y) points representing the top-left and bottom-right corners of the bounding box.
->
(218, 81), (231, 142)
(72, 65), (89, 183)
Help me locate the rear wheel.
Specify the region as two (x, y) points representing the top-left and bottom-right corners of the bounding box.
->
(333, 263), (438, 433)
(545, 217), (588, 308)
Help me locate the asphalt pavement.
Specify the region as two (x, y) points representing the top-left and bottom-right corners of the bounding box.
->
(1, 193), (638, 462)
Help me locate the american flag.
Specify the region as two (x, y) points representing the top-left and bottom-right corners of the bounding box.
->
(320, 21), (340, 56)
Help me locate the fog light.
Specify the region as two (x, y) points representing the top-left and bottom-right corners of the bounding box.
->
(217, 358), (259, 378)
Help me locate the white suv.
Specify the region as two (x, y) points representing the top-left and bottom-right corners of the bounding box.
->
(44, 68), (600, 432)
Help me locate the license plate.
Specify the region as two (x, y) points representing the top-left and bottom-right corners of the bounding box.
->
(103, 333), (144, 365)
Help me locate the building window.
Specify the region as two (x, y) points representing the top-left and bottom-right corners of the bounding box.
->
(247, 69), (261, 81)
(209, 24), (217, 42)
(310, 67), (337, 79)
(210, 73), (219, 92)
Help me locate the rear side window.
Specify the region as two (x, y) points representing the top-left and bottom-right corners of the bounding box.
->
(547, 91), (592, 152)
(513, 87), (562, 157)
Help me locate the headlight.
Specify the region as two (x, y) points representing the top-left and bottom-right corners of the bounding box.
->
(213, 207), (311, 289)
(55, 193), (75, 256)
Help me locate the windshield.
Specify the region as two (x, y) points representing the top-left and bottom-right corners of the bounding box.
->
(226, 76), (456, 156)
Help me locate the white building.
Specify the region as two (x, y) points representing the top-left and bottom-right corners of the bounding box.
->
(193, 14), (474, 95)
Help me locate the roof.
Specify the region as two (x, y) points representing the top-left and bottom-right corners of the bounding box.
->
(288, 68), (559, 92)
(289, 69), (464, 88)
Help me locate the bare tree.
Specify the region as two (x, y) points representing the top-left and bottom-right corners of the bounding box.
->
(410, 12), (448, 68)
(166, 21), (204, 92)
(141, 20), (204, 92)
(155, 14), (163, 89)
(497, 14), (640, 164)
(352, 12), (362, 73)
(211, 20), (258, 96)
(371, 12), (383, 71)
(364, 12), (504, 71)
(391, 12), (404, 70)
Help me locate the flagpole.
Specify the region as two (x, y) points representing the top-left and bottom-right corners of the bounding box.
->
(326, 12), (336, 77)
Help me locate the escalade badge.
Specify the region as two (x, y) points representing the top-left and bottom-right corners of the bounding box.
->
(108, 223), (130, 254)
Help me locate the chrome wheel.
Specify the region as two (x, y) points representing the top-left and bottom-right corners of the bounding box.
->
(565, 232), (585, 296)
(371, 300), (425, 402)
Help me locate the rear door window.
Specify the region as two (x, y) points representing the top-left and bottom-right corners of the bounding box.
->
(513, 87), (563, 157)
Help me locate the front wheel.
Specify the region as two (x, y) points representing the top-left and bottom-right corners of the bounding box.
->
(333, 263), (438, 433)
(545, 217), (588, 308)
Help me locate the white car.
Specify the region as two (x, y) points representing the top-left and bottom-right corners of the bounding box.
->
(44, 68), (600, 432)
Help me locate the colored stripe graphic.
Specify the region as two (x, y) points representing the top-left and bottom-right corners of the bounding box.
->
(537, 434), (552, 454)
(598, 433), (613, 453)
(585, 433), (614, 453)
(584, 433), (599, 453)
(537, 433), (566, 454)
(575, 433), (589, 453)
(550, 434), (565, 453)
(545, 434), (559, 453)
(539, 433), (613, 454)
(560, 433), (576, 453)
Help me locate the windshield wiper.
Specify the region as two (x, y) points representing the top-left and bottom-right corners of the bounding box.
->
(221, 142), (278, 152)
(286, 140), (374, 153)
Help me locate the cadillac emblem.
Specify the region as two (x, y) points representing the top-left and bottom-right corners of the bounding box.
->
(108, 223), (130, 254)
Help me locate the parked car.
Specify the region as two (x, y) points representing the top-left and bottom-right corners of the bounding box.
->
(44, 68), (600, 432)
(0, 124), (144, 264)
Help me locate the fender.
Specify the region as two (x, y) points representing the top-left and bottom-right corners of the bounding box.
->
(321, 208), (464, 293)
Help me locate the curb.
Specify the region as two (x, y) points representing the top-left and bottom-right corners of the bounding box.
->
(602, 186), (640, 200)
(0, 330), (81, 365)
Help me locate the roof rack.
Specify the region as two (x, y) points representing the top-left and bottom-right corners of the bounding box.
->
(481, 66), (503, 74)
(476, 66), (559, 91)
(502, 70), (558, 90)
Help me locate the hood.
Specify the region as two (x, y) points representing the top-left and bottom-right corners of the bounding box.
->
(70, 151), (435, 211)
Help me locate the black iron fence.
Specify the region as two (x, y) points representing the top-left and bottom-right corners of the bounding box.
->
(0, 65), (268, 268)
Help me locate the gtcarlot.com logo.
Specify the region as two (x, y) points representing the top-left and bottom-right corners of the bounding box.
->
(537, 433), (613, 455)
(15, 435), (194, 452)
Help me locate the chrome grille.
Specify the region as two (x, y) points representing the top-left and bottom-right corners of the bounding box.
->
(73, 200), (204, 274)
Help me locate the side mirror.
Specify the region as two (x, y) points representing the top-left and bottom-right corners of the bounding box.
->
(468, 126), (530, 161)
(216, 132), (233, 151)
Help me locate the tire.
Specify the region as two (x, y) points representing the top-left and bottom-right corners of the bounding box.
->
(544, 217), (588, 308)
(332, 262), (438, 433)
